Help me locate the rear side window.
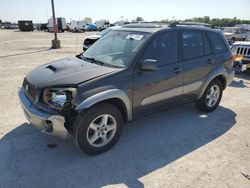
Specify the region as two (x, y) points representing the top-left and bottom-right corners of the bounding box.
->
(208, 32), (227, 53)
(182, 31), (204, 60)
(142, 32), (178, 65)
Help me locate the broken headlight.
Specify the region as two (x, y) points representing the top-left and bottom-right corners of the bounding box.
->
(43, 88), (77, 110)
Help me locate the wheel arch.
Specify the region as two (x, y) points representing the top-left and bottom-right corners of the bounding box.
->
(198, 68), (228, 99)
(75, 89), (132, 121)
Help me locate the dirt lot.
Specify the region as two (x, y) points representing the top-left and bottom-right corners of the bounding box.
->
(0, 29), (250, 188)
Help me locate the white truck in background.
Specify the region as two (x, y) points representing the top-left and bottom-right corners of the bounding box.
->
(69, 20), (87, 32)
(95, 20), (110, 31)
(47, 17), (67, 32)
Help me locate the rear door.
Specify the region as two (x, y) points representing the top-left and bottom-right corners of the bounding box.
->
(181, 29), (217, 97)
(207, 31), (232, 71)
(133, 31), (184, 116)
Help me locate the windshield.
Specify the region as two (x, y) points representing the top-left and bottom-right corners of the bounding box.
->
(83, 30), (148, 68)
(223, 27), (238, 33)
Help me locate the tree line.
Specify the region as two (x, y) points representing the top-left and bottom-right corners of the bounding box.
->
(161, 16), (250, 27)
(54, 16), (250, 27)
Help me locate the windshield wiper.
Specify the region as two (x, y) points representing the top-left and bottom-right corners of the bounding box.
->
(82, 55), (104, 66)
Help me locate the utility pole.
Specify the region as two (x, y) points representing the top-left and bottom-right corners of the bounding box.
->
(51, 0), (60, 49)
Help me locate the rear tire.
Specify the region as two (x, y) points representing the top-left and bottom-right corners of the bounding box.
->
(196, 79), (223, 112)
(73, 102), (123, 155)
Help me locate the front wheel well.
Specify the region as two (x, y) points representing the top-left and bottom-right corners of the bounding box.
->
(81, 98), (128, 122)
(104, 98), (128, 122)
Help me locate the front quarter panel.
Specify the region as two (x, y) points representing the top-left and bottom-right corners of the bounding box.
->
(72, 69), (133, 120)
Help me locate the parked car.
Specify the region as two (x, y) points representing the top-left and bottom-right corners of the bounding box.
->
(3, 24), (18, 29)
(47, 17), (67, 32)
(223, 27), (249, 43)
(235, 24), (250, 31)
(114, 20), (130, 26)
(37, 23), (48, 31)
(231, 35), (250, 71)
(18, 23), (234, 155)
(83, 26), (120, 51)
(18, 20), (34, 32)
(86, 23), (97, 31)
(95, 20), (110, 31)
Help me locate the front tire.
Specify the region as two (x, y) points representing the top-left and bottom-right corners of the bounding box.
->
(73, 103), (123, 155)
(196, 79), (223, 112)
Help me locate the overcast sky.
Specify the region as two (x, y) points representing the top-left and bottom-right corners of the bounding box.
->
(1, 0), (250, 23)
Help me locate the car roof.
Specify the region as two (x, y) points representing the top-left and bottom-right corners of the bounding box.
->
(113, 23), (217, 33)
(113, 23), (164, 33)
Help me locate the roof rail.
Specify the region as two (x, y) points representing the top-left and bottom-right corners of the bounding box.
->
(122, 23), (162, 28)
(169, 22), (211, 28)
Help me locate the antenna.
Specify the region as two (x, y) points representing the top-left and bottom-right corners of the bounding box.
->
(74, 16), (80, 54)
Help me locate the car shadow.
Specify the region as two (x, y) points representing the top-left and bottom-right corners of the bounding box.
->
(0, 104), (236, 188)
(234, 70), (250, 81)
(229, 80), (249, 88)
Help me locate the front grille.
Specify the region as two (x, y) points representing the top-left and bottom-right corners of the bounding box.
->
(236, 46), (250, 56)
(22, 78), (37, 101)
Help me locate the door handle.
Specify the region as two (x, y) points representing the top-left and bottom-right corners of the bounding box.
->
(207, 59), (216, 65)
(173, 67), (182, 74)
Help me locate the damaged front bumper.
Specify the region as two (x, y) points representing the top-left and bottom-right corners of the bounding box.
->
(18, 88), (68, 139)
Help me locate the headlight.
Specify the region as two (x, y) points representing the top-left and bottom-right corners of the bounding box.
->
(231, 46), (237, 53)
(43, 88), (77, 110)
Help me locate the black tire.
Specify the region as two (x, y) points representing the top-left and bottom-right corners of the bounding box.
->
(196, 79), (223, 112)
(73, 102), (123, 155)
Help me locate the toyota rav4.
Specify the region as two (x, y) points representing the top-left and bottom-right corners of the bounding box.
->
(18, 23), (234, 155)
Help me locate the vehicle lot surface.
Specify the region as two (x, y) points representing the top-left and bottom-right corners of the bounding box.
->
(0, 30), (250, 188)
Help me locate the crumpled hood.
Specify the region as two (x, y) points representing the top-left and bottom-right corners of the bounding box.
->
(26, 56), (118, 89)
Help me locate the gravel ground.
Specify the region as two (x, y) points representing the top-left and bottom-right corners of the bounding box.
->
(0, 29), (250, 188)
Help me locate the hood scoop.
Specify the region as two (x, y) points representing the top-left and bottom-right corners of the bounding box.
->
(45, 65), (57, 73)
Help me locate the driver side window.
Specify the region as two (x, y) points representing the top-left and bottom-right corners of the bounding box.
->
(141, 32), (179, 66)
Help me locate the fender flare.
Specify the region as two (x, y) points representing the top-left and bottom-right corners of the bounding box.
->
(198, 67), (228, 99)
(75, 89), (132, 121)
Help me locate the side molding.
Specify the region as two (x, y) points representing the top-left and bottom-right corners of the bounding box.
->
(141, 87), (182, 106)
(76, 89), (132, 121)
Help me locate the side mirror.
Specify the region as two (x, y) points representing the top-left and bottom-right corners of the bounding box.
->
(141, 59), (158, 71)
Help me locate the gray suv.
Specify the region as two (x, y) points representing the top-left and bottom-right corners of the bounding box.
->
(18, 23), (234, 155)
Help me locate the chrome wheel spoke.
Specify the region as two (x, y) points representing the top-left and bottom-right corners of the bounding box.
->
(106, 123), (115, 132)
(101, 134), (108, 143)
(207, 94), (212, 99)
(208, 99), (213, 106)
(89, 123), (98, 132)
(89, 133), (100, 144)
(210, 87), (214, 94)
(101, 115), (109, 126)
